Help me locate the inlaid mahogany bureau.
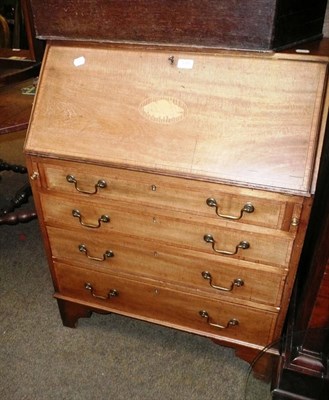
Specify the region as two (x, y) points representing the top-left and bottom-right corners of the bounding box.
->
(23, 37), (329, 368)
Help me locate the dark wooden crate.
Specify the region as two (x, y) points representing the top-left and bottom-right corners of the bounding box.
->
(29, 0), (328, 50)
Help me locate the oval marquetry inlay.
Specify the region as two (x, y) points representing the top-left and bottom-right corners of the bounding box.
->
(139, 96), (187, 124)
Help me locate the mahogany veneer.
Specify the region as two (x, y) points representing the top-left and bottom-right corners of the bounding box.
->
(24, 39), (329, 372)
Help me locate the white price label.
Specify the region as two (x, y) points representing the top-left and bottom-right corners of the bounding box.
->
(177, 59), (194, 69)
(73, 56), (86, 67)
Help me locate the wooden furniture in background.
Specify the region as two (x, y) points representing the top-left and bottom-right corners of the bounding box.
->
(0, 77), (37, 225)
(0, 0), (43, 224)
(28, 0), (328, 51)
(0, 0), (43, 84)
(0, 77), (35, 134)
(271, 104), (329, 399)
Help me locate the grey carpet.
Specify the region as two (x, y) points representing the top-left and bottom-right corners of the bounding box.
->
(0, 171), (270, 399)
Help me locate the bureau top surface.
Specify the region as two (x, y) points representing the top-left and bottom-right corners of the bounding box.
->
(25, 44), (328, 196)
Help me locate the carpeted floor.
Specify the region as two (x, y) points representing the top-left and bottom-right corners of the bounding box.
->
(0, 171), (271, 400)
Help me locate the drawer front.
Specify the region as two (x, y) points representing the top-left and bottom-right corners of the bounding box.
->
(41, 193), (295, 267)
(47, 226), (286, 308)
(39, 159), (302, 231)
(54, 262), (277, 346)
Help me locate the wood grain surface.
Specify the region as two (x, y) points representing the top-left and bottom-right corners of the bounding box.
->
(26, 45), (327, 195)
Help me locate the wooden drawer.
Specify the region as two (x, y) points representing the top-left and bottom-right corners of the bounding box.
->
(37, 158), (303, 231)
(40, 193), (295, 268)
(47, 226), (286, 308)
(54, 262), (278, 346)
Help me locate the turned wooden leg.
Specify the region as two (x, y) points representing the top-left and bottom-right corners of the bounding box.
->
(0, 209), (37, 225)
(56, 299), (93, 328)
(0, 159), (27, 174)
(0, 182), (32, 216)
